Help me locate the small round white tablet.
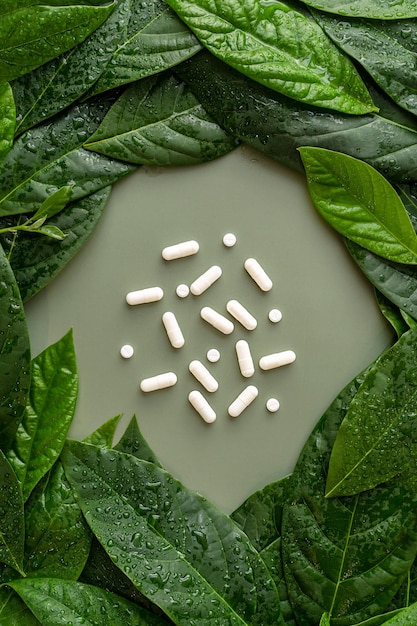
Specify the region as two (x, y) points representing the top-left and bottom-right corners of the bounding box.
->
(268, 309), (283, 323)
(207, 348), (220, 363)
(176, 284), (190, 298)
(223, 233), (237, 247)
(120, 344), (134, 359)
(266, 398), (280, 413)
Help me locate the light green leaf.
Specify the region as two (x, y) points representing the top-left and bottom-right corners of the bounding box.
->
(33, 224), (66, 241)
(0, 451), (25, 577)
(299, 147), (417, 264)
(83, 414), (121, 448)
(300, 0), (417, 19)
(165, 0), (376, 114)
(375, 602), (417, 624)
(0, 83), (15, 161)
(31, 186), (73, 222)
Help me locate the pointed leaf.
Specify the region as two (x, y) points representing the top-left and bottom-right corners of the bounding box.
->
(114, 415), (162, 466)
(0, 451), (25, 576)
(299, 147), (417, 264)
(34, 224), (66, 240)
(85, 73), (236, 166)
(7, 330), (78, 501)
(375, 603), (417, 625)
(0, 587), (41, 626)
(31, 186), (73, 222)
(83, 414), (121, 448)
(300, 0), (417, 19)
(375, 290), (409, 339)
(0, 83), (15, 161)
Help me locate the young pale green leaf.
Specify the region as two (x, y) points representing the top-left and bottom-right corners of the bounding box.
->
(0, 2), (116, 82)
(320, 615), (331, 626)
(375, 290), (409, 339)
(0, 587), (41, 626)
(114, 415), (162, 466)
(88, 0), (201, 96)
(6, 330), (78, 502)
(85, 73), (236, 166)
(326, 326), (417, 497)
(299, 147), (417, 264)
(31, 186), (73, 222)
(9, 578), (168, 625)
(166, 0), (376, 114)
(375, 603), (417, 624)
(0, 83), (15, 161)
(33, 224), (66, 241)
(281, 368), (417, 624)
(83, 414), (121, 448)
(300, 0), (417, 19)
(0, 244), (31, 452)
(0, 451), (25, 577)
(62, 441), (283, 626)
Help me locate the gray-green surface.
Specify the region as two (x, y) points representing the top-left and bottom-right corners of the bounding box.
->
(25, 146), (392, 513)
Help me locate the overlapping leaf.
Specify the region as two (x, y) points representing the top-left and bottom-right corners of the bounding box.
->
(0, 587), (41, 626)
(300, 0), (417, 19)
(0, 451), (25, 577)
(0, 83), (15, 161)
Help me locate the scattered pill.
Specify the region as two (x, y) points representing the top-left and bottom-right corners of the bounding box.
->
(227, 299), (257, 330)
(200, 306), (234, 335)
(120, 344), (134, 359)
(223, 233), (237, 247)
(188, 390), (216, 424)
(228, 385), (258, 417)
(162, 312), (185, 349)
(259, 350), (296, 370)
(207, 348), (220, 363)
(126, 286), (163, 306)
(176, 284), (190, 298)
(162, 240), (199, 261)
(190, 265), (222, 296)
(140, 372), (177, 392)
(244, 258), (273, 292)
(266, 398), (280, 413)
(235, 340), (255, 378)
(189, 360), (218, 392)
(269, 309), (283, 323)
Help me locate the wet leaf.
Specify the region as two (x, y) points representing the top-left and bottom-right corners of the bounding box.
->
(375, 290), (408, 339)
(0, 451), (25, 576)
(0, 83), (15, 161)
(114, 415), (162, 466)
(84, 414), (122, 448)
(0, 587), (41, 625)
(300, 0), (417, 20)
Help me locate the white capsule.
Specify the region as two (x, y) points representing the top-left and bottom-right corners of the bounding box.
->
(162, 240), (199, 261)
(223, 233), (237, 247)
(259, 350), (296, 371)
(176, 283), (190, 298)
(190, 265), (222, 296)
(207, 348), (220, 363)
(189, 359), (218, 392)
(266, 398), (280, 413)
(244, 258), (273, 292)
(200, 307), (234, 335)
(188, 390), (216, 424)
(140, 372), (177, 392)
(162, 312), (185, 349)
(268, 308), (282, 323)
(120, 344), (134, 359)
(226, 300), (257, 330)
(126, 286), (163, 305)
(228, 385), (258, 417)
(235, 340), (255, 378)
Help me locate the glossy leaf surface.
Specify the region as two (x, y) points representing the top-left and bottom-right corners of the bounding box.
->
(166, 0), (375, 114)
(0, 2), (115, 82)
(300, 0), (417, 19)
(300, 147), (417, 264)
(7, 330), (78, 501)
(114, 415), (162, 466)
(0, 587), (41, 625)
(83, 414), (121, 448)
(0, 451), (25, 576)
(375, 290), (409, 339)
(85, 73), (236, 165)
(62, 441), (283, 625)
(0, 83), (15, 161)
(326, 327), (417, 497)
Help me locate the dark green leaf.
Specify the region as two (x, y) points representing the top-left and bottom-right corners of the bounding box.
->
(281, 368), (417, 624)
(62, 441), (283, 625)
(114, 415), (162, 466)
(299, 147), (417, 264)
(375, 290), (408, 339)
(0, 587), (41, 626)
(0, 244), (31, 452)
(0, 451), (25, 576)
(85, 73), (236, 165)
(300, 0), (417, 19)
(6, 330), (78, 501)
(9, 578), (168, 625)
(83, 415), (122, 448)
(326, 327), (417, 497)
(0, 2), (116, 82)
(166, 0), (375, 114)
(0, 83), (15, 161)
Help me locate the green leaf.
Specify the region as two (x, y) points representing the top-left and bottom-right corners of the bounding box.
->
(6, 330), (78, 501)
(114, 415), (162, 466)
(0, 587), (41, 626)
(24, 461), (91, 579)
(0, 2), (116, 82)
(88, 0), (202, 96)
(166, 0), (376, 114)
(299, 147), (417, 264)
(320, 615), (331, 626)
(326, 326), (417, 497)
(0, 244), (31, 452)
(281, 368), (417, 624)
(0, 187), (111, 302)
(33, 224), (66, 241)
(0, 98), (134, 218)
(31, 186), (73, 222)
(85, 73), (236, 165)
(83, 414), (121, 448)
(375, 290), (409, 339)
(300, 0), (417, 19)
(0, 451), (25, 576)
(0, 83), (15, 161)
(62, 441), (283, 626)
(374, 603), (417, 625)
(9, 578), (169, 625)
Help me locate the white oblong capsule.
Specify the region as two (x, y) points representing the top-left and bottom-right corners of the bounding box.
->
(162, 312), (185, 349)
(140, 372), (177, 392)
(126, 286), (163, 306)
(190, 265), (222, 296)
(226, 300), (257, 330)
(188, 390), (216, 424)
(189, 359), (218, 392)
(244, 258), (273, 292)
(162, 240), (199, 261)
(235, 340), (255, 378)
(259, 350), (296, 371)
(228, 385), (258, 417)
(200, 306), (234, 335)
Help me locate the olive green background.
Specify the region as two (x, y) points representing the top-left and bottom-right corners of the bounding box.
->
(25, 146), (392, 514)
